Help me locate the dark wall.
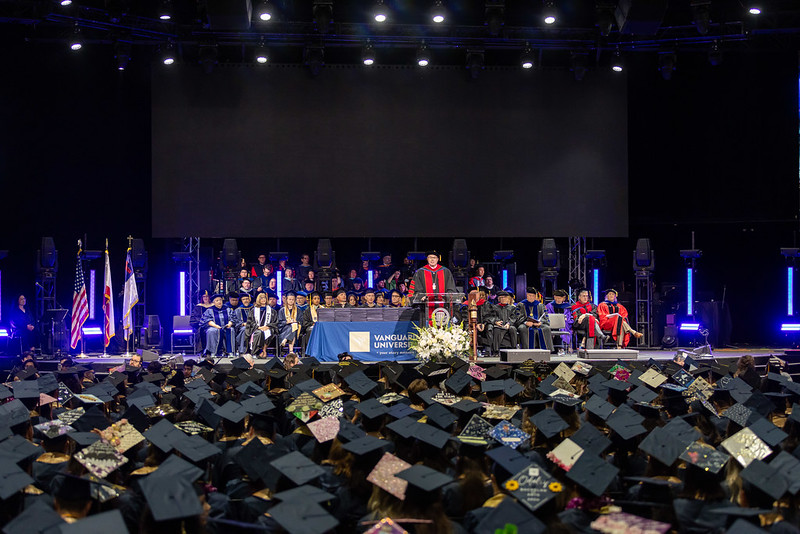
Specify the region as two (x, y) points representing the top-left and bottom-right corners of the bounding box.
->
(0, 41), (796, 347)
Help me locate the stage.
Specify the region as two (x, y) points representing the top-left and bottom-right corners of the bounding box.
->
(22, 347), (796, 378)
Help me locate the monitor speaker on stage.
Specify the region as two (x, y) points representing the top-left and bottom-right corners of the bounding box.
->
(634, 238), (655, 271)
(451, 239), (469, 268)
(141, 315), (162, 348)
(37, 237), (58, 272)
(222, 239), (240, 267)
(314, 239), (335, 270)
(131, 239), (147, 271)
(538, 239), (560, 270)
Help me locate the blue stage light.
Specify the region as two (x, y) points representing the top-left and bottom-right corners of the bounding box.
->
(593, 269), (599, 305)
(502, 270), (508, 291)
(0, 329), (8, 338)
(367, 270), (374, 288)
(686, 267), (693, 316)
(788, 267), (794, 316)
(179, 271), (186, 316)
(277, 275), (283, 305)
(173, 328), (193, 334)
(82, 326), (103, 336)
(679, 323), (700, 331)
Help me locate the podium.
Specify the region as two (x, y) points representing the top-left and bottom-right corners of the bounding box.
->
(408, 292), (463, 326)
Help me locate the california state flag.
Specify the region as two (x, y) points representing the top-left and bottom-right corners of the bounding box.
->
(103, 247), (115, 347)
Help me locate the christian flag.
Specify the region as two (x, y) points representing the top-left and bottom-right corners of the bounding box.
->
(103, 246), (115, 348)
(122, 247), (139, 341)
(70, 245), (89, 349)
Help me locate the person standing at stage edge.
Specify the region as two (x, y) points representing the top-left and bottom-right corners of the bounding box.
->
(408, 250), (457, 323)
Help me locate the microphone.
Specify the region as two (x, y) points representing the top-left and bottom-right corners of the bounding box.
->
(34, 282), (44, 289)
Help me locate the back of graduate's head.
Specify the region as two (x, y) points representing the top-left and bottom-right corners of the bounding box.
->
(407, 379), (428, 405)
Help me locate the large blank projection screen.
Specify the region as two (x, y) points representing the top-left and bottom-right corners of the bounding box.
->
(152, 65), (627, 237)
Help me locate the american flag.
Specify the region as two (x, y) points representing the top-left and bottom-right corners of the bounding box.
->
(70, 246), (89, 349)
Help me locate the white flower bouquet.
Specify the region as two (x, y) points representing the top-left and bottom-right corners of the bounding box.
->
(408, 322), (471, 363)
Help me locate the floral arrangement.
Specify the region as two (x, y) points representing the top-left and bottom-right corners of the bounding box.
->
(408, 323), (471, 363)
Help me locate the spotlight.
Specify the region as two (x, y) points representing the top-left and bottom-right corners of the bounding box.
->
(542, 0), (556, 24)
(570, 51), (588, 81)
(658, 50), (676, 80)
(610, 49), (623, 72)
(161, 43), (176, 65)
(60, 0), (72, 5)
(372, 0), (388, 22)
(466, 50), (484, 80)
(708, 41), (722, 66)
(485, 1), (504, 36)
(417, 44), (431, 67)
(257, 0), (273, 21)
(431, 0), (446, 23)
(69, 25), (83, 51)
(304, 45), (325, 76)
(313, 1), (333, 34)
(362, 43), (375, 66)
(115, 41), (131, 70)
(520, 44), (536, 69)
(158, 0), (172, 20)
(690, 0), (710, 35)
(255, 43), (268, 64)
(747, 2), (761, 15)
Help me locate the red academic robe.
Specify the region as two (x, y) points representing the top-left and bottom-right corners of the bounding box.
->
(597, 301), (631, 347)
(408, 264), (457, 323)
(570, 302), (597, 339)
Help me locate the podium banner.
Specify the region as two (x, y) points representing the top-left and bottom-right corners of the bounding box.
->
(305, 321), (419, 362)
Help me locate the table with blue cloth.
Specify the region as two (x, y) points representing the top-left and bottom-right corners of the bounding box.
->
(305, 307), (421, 362)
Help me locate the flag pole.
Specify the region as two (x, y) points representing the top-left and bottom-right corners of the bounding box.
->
(77, 239), (87, 359)
(103, 238), (108, 358)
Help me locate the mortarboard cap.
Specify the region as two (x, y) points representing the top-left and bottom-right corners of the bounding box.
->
(639, 426), (688, 466)
(356, 398), (390, 420)
(395, 464), (453, 492)
(1, 499), (64, 534)
(445, 371), (473, 395)
(740, 459), (788, 500)
(770, 451), (800, 495)
(413, 423), (451, 448)
(270, 451), (325, 486)
(722, 427), (772, 468)
(342, 435), (391, 456)
(481, 380), (505, 393)
(474, 495), (546, 534)
(387, 403), (416, 420)
(56, 509), (128, 534)
(747, 418), (788, 447)
(0, 459), (34, 499)
(423, 403), (457, 429)
(530, 409), (568, 439)
(385, 417), (417, 439)
(214, 400), (248, 424)
(171, 434), (221, 463)
(567, 453), (620, 496)
(451, 398), (482, 414)
(268, 501), (339, 534)
(149, 454), (204, 483)
(606, 404), (647, 440)
(486, 446), (532, 480)
(628, 386), (658, 404)
(272, 484), (336, 504)
(138, 475), (202, 521)
(241, 394), (276, 415)
(584, 395), (614, 420)
(344, 371), (378, 396)
(570, 423), (612, 455)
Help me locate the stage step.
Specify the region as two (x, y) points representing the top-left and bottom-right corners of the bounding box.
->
(577, 349), (639, 360)
(500, 349), (551, 363)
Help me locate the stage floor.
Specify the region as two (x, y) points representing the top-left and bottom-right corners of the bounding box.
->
(49, 347), (788, 367)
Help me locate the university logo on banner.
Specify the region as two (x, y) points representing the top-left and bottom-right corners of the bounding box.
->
(349, 332), (370, 353)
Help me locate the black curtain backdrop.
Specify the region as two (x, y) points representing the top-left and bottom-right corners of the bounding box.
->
(0, 41), (796, 346)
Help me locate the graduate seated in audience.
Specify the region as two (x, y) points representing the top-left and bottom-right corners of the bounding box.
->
(597, 289), (643, 348)
(517, 287), (554, 352)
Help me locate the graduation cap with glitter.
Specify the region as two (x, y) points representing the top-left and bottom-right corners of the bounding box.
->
(307, 417), (340, 443)
(490, 420), (530, 450)
(75, 440), (128, 478)
(286, 392), (322, 422)
(456, 414), (495, 445)
(319, 398), (344, 419)
(679, 441), (730, 474)
(175, 421), (214, 436)
(481, 404), (520, 420)
(722, 427), (772, 467)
